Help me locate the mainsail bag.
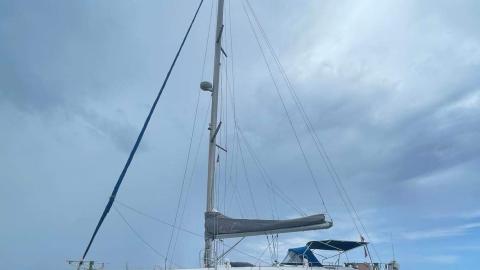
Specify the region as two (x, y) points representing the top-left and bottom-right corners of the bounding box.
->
(205, 211), (333, 239)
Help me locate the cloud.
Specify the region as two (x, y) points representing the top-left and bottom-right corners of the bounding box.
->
(0, 0), (159, 152)
(1, 0), (480, 270)
(402, 222), (480, 240)
(425, 255), (459, 264)
(459, 209), (480, 220)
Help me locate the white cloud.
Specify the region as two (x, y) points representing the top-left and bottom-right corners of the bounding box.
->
(460, 209), (480, 219)
(425, 255), (459, 264)
(402, 222), (480, 240)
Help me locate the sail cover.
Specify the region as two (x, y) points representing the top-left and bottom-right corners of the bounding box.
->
(205, 211), (333, 239)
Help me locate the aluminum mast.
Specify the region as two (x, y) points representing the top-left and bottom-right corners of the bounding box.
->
(204, 0), (224, 267)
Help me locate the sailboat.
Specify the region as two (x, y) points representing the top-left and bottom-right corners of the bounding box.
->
(72, 1), (400, 270)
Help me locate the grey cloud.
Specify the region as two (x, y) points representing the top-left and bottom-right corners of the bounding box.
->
(1, 1), (480, 270)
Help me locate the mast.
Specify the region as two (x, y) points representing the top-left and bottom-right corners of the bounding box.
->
(204, 0), (224, 267)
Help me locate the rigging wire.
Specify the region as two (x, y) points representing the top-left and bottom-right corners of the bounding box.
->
(237, 138), (259, 217)
(223, 4), (290, 220)
(117, 200), (202, 237)
(113, 206), (169, 263)
(266, 234), (279, 264)
(165, 38), (203, 269)
(220, 4), (258, 220)
(244, 0), (382, 262)
(169, 102), (211, 265)
(167, 1), (215, 265)
(201, 0), (215, 80)
(241, 1), (330, 217)
(225, 0), (243, 216)
(118, 201), (292, 269)
(222, 28), (229, 214)
(236, 127), (306, 216)
(222, 37), (304, 217)
(166, 1), (215, 265)
(78, 0), (205, 263)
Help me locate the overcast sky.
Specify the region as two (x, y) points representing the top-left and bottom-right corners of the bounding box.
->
(1, 0), (479, 270)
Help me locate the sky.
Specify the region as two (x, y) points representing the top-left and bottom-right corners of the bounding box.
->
(1, 0), (479, 269)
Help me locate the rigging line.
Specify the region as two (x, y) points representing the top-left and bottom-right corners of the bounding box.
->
(228, 72), (291, 218)
(266, 235), (272, 262)
(243, 0), (335, 210)
(222, 46), (229, 213)
(216, 237), (245, 263)
(201, 0), (215, 80)
(169, 103), (211, 264)
(326, 151), (382, 261)
(223, 4), (264, 219)
(227, 0), (240, 175)
(224, 240), (288, 270)
(224, 142), (245, 218)
(116, 202), (275, 269)
(224, 139), (240, 211)
(223, 36), (240, 216)
(166, 38), (203, 266)
(79, 0), (205, 262)
(267, 234), (278, 263)
(225, 33), (235, 215)
(227, 0), (237, 125)
(222, 28), (278, 218)
(241, 1), (330, 216)
(166, 95), (205, 266)
(225, 136), (241, 214)
(243, 0), (347, 222)
(255, 242), (272, 266)
(119, 201), (290, 270)
(245, 1), (381, 262)
(217, 63), (225, 211)
(236, 130), (277, 219)
(227, 1), (241, 215)
(236, 127), (306, 216)
(224, 97), (244, 215)
(244, 0), (355, 226)
(116, 201), (202, 238)
(234, 128), (278, 219)
(245, 0), (351, 221)
(241, 5), (323, 216)
(228, 88), (304, 216)
(224, 121), (238, 214)
(224, 127), (237, 213)
(266, 235), (276, 264)
(236, 128), (303, 215)
(113, 206), (170, 263)
(166, 0), (214, 262)
(237, 138), (259, 217)
(245, 0), (375, 255)
(233, 187), (246, 218)
(233, 136), (241, 215)
(223, 37), (241, 216)
(168, 1), (214, 263)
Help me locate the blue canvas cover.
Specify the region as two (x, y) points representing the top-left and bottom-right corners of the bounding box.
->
(283, 246), (322, 266)
(306, 240), (367, 251)
(282, 240), (368, 266)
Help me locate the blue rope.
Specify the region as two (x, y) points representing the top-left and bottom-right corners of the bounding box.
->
(80, 0), (205, 262)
